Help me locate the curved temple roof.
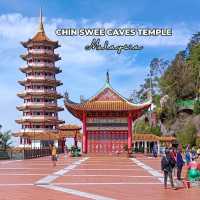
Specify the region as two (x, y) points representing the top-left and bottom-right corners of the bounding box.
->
(21, 9), (59, 48)
(64, 72), (151, 120)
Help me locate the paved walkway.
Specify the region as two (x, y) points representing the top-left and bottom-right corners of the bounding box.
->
(0, 154), (199, 200)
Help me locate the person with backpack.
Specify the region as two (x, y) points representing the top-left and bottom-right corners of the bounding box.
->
(161, 148), (177, 189)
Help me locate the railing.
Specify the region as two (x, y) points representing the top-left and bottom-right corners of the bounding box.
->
(29, 49), (54, 55)
(24, 89), (56, 93)
(21, 102), (57, 107)
(28, 62), (54, 67)
(18, 128), (57, 133)
(26, 76), (55, 80)
(23, 147), (62, 159)
(21, 116), (58, 120)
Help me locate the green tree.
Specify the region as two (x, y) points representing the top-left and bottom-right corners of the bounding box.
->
(0, 130), (12, 151)
(134, 119), (161, 136)
(194, 100), (200, 114)
(186, 44), (200, 99)
(159, 51), (195, 100)
(176, 122), (197, 147)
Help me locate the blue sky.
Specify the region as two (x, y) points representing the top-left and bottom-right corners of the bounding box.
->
(0, 0), (200, 135)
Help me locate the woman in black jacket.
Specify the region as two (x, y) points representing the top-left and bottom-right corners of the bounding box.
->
(161, 148), (176, 189)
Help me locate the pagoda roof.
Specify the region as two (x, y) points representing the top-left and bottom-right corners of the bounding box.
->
(21, 9), (59, 48)
(18, 79), (63, 87)
(65, 72), (151, 120)
(13, 130), (82, 140)
(59, 124), (81, 131)
(20, 66), (62, 74)
(16, 104), (64, 112)
(20, 53), (61, 61)
(133, 133), (176, 142)
(15, 118), (65, 124)
(17, 91), (63, 99)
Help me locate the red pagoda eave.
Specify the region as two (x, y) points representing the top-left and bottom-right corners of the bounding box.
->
(15, 118), (65, 124)
(64, 100), (151, 121)
(19, 66), (62, 74)
(18, 79), (63, 87)
(16, 105), (64, 112)
(17, 92), (63, 99)
(21, 40), (60, 48)
(20, 53), (61, 61)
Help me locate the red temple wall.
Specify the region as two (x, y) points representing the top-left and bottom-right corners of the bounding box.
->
(87, 130), (128, 153)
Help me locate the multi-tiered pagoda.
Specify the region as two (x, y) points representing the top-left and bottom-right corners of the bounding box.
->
(16, 10), (64, 146)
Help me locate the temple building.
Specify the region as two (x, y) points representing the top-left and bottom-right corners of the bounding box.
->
(65, 72), (151, 154)
(15, 10), (64, 147)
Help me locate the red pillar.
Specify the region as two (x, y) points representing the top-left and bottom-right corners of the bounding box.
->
(128, 112), (132, 152)
(82, 112), (87, 153)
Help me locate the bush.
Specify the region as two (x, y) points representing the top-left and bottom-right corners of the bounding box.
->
(194, 100), (200, 114)
(135, 119), (161, 136)
(196, 137), (200, 147)
(176, 122), (197, 147)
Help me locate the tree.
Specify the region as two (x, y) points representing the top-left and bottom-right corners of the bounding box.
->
(176, 122), (197, 147)
(186, 44), (200, 99)
(159, 51), (196, 100)
(130, 58), (168, 104)
(194, 100), (200, 114)
(0, 130), (12, 151)
(134, 118), (161, 136)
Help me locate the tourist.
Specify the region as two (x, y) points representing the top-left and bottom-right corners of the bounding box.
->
(51, 144), (57, 167)
(191, 147), (197, 160)
(197, 146), (200, 158)
(185, 145), (191, 165)
(161, 148), (176, 189)
(64, 145), (69, 159)
(152, 143), (158, 158)
(176, 145), (185, 180)
(187, 157), (200, 182)
(170, 147), (177, 176)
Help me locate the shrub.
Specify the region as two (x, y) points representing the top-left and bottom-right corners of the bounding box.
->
(176, 122), (197, 147)
(194, 100), (200, 114)
(196, 137), (200, 147)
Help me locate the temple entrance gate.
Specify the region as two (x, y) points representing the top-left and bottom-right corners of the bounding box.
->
(87, 131), (128, 153)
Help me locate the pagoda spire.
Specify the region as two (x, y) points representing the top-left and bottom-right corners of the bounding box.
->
(38, 8), (44, 33)
(106, 70), (110, 84)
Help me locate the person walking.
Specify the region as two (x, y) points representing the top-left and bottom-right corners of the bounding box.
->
(170, 147), (177, 176)
(185, 146), (191, 165)
(176, 146), (185, 180)
(197, 146), (200, 158)
(153, 143), (158, 158)
(161, 148), (176, 189)
(51, 144), (57, 167)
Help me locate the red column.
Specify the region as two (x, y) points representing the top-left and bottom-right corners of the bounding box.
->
(82, 112), (87, 153)
(128, 112), (132, 152)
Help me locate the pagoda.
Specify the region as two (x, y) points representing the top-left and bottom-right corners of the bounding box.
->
(16, 10), (64, 147)
(64, 72), (151, 154)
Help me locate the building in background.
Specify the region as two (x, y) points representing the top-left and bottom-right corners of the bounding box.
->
(15, 10), (64, 147)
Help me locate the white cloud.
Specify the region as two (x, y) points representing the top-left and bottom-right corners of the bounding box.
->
(0, 12), (198, 133)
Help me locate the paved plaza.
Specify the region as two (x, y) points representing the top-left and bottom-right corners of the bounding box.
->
(0, 155), (199, 200)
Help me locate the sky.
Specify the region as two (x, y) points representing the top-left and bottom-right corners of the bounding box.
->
(0, 0), (200, 138)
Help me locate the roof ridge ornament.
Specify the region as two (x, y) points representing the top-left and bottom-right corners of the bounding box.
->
(38, 8), (44, 33)
(105, 70), (111, 87)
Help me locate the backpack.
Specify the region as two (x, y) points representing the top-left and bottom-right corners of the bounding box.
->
(170, 157), (176, 168)
(161, 156), (170, 171)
